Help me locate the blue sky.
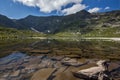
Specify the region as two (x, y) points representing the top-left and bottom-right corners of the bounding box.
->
(0, 0), (119, 19)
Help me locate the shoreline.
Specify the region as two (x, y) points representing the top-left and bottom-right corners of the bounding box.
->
(82, 37), (120, 41)
(0, 37), (120, 42)
(29, 37), (120, 41)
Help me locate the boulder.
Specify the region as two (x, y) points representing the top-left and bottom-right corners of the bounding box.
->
(72, 60), (110, 80)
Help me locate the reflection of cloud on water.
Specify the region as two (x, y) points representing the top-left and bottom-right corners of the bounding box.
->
(0, 52), (26, 65)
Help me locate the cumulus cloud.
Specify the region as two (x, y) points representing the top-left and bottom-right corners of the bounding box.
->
(62, 3), (86, 15)
(105, 6), (110, 10)
(88, 7), (101, 13)
(13, 0), (86, 14)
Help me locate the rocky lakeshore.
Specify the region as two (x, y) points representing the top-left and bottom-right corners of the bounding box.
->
(0, 52), (120, 80)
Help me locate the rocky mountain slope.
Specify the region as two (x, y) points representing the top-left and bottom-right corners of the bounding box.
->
(0, 10), (119, 35)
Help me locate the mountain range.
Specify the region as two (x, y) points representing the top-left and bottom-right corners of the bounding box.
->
(0, 10), (120, 36)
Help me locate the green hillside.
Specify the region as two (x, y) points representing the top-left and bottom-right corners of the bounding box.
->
(82, 27), (120, 37)
(0, 26), (45, 39)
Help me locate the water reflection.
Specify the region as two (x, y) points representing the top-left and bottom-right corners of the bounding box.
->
(0, 39), (120, 60)
(0, 52), (26, 65)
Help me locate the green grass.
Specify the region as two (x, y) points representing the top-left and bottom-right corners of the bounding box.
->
(52, 27), (120, 38)
(0, 25), (120, 39)
(54, 32), (80, 37)
(82, 27), (120, 37)
(0, 26), (46, 39)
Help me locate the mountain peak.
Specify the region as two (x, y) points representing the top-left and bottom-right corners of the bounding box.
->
(76, 10), (90, 15)
(26, 15), (36, 18)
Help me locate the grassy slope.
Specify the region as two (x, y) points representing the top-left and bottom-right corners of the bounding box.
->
(82, 27), (120, 37)
(0, 26), (46, 39)
(1, 27), (120, 38)
(53, 26), (120, 37)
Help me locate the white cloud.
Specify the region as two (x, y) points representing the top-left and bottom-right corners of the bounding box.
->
(88, 7), (101, 13)
(62, 3), (86, 15)
(13, 0), (86, 14)
(105, 6), (110, 10)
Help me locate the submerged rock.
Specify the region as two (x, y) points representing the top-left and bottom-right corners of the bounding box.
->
(51, 56), (64, 61)
(31, 68), (56, 80)
(62, 58), (88, 67)
(53, 71), (81, 80)
(0, 53), (119, 80)
(0, 52), (26, 65)
(10, 70), (21, 78)
(29, 50), (51, 54)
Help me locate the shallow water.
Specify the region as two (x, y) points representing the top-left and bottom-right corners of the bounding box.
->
(0, 39), (120, 80)
(0, 39), (120, 60)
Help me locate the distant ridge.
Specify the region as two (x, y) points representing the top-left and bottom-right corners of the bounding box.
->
(0, 10), (120, 34)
